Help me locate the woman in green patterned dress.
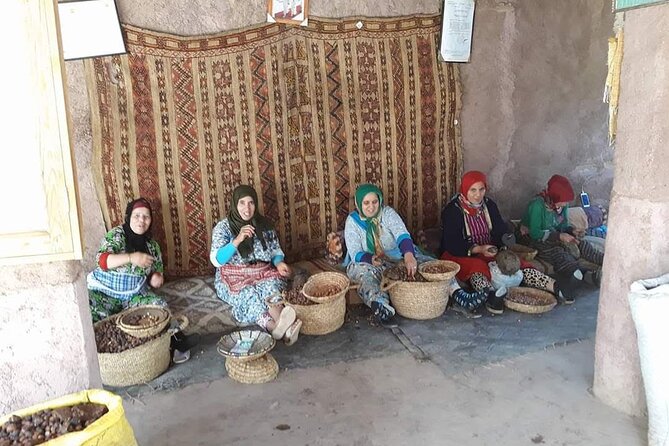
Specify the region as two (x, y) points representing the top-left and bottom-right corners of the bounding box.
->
(87, 198), (166, 322)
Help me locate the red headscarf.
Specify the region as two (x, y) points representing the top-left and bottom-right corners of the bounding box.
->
(540, 174), (574, 209)
(458, 171), (487, 216)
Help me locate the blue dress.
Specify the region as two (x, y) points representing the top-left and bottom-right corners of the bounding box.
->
(210, 219), (287, 325)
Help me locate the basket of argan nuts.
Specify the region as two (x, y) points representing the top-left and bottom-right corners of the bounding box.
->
(504, 287), (557, 314)
(418, 260), (460, 282)
(381, 263), (450, 320)
(283, 272), (350, 335)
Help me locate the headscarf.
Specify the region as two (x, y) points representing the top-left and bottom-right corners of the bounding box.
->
(228, 185), (274, 259)
(540, 175), (575, 210)
(122, 198), (152, 254)
(353, 184), (384, 255)
(458, 170), (488, 216)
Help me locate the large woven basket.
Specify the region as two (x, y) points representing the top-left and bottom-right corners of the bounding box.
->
(381, 274), (450, 320)
(504, 287), (557, 314)
(302, 272), (350, 304)
(225, 354), (279, 384)
(95, 320), (171, 387)
(285, 293), (346, 335)
(510, 244), (538, 261)
(418, 260), (460, 282)
(117, 305), (171, 338)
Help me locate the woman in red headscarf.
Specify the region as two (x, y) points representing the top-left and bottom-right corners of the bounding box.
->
(440, 171), (565, 314)
(519, 174), (604, 293)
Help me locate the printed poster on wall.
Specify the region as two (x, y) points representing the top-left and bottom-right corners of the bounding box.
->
(439, 0), (475, 62)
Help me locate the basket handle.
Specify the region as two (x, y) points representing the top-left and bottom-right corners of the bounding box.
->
(380, 276), (400, 292)
(168, 315), (189, 335)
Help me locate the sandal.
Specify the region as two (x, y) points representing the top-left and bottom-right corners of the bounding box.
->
(271, 306), (296, 340)
(283, 319), (302, 346)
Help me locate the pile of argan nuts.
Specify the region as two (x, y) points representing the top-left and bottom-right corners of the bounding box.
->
(94, 319), (162, 353)
(0, 403), (108, 445)
(385, 266), (427, 282)
(284, 290), (316, 306)
(307, 284), (342, 298)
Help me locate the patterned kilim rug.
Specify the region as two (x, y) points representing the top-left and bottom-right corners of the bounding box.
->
(85, 15), (462, 277)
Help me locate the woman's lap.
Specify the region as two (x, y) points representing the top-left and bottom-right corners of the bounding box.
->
(440, 251), (492, 281)
(214, 277), (286, 324)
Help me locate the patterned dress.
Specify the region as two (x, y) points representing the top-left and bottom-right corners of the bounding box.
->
(87, 226), (166, 322)
(210, 219), (287, 325)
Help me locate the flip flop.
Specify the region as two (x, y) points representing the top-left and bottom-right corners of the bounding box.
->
(173, 349), (190, 364)
(283, 319), (302, 346)
(271, 306), (296, 340)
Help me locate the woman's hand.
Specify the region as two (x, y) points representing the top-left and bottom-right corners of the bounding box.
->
(233, 225), (255, 246)
(276, 261), (292, 278)
(473, 244), (497, 258)
(129, 252), (154, 268)
(149, 271), (164, 288)
(404, 252), (418, 279)
(559, 232), (577, 244)
(371, 255), (383, 267)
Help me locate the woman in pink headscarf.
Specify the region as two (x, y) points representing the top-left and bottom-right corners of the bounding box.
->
(440, 171), (565, 315)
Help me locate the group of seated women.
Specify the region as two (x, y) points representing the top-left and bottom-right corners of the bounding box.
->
(86, 171), (605, 354)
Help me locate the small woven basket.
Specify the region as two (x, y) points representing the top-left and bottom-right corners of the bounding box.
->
(95, 319), (171, 387)
(510, 244), (538, 261)
(504, 287), (557, 314)
(225, 354), (279, 384)
(381, 274), (449, 320)
(117, 305), (171, 338)
(418, 260), (460, 282)
(285, 293), (346, 335)
(302, 272), (350, 304)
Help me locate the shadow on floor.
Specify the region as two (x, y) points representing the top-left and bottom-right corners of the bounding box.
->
(109, 285), (600, 399)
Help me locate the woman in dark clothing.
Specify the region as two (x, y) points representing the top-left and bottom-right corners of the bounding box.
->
(440, 171), (570, 313)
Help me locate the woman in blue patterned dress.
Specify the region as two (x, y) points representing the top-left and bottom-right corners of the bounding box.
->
(344, 184), (489, 323)
(210, 185), (302, 345)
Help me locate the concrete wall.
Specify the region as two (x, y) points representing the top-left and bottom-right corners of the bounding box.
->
(0, 262), (101, 415)
(461, 0), (614, 218)
(593, 3), (669, 417)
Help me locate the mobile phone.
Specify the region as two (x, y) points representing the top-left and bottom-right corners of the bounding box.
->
(580, 192), (591, 208)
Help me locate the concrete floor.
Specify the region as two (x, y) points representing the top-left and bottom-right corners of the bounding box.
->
(120, 287), (646, 445)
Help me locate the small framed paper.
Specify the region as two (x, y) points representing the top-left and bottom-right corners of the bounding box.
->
(267, 0), (309, 26)
(57, 0), (126, 61)
(439, 0), (475, 63)
(613, 0), (669, 11)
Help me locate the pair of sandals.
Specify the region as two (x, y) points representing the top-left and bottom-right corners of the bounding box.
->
(270, 306), (302, 346)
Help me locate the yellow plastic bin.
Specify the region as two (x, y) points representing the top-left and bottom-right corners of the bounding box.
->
(0, 389), (137, 446)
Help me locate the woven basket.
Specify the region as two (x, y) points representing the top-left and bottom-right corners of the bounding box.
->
(225, 353), (279, 384)
(418, 260), (460, 282)
(381, 275), (449, 320)
(117, 305), (171, 338)
(96, 322), (171, 387)
(302, 272), (350, 304)
(510, 243), (538, 261)
(286, 293), (346, 335)
(504, 287), (557, 314)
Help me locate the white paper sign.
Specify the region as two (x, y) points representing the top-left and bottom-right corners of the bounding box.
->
(58, 0), (126, 60)
(440, 0), (475, 62)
